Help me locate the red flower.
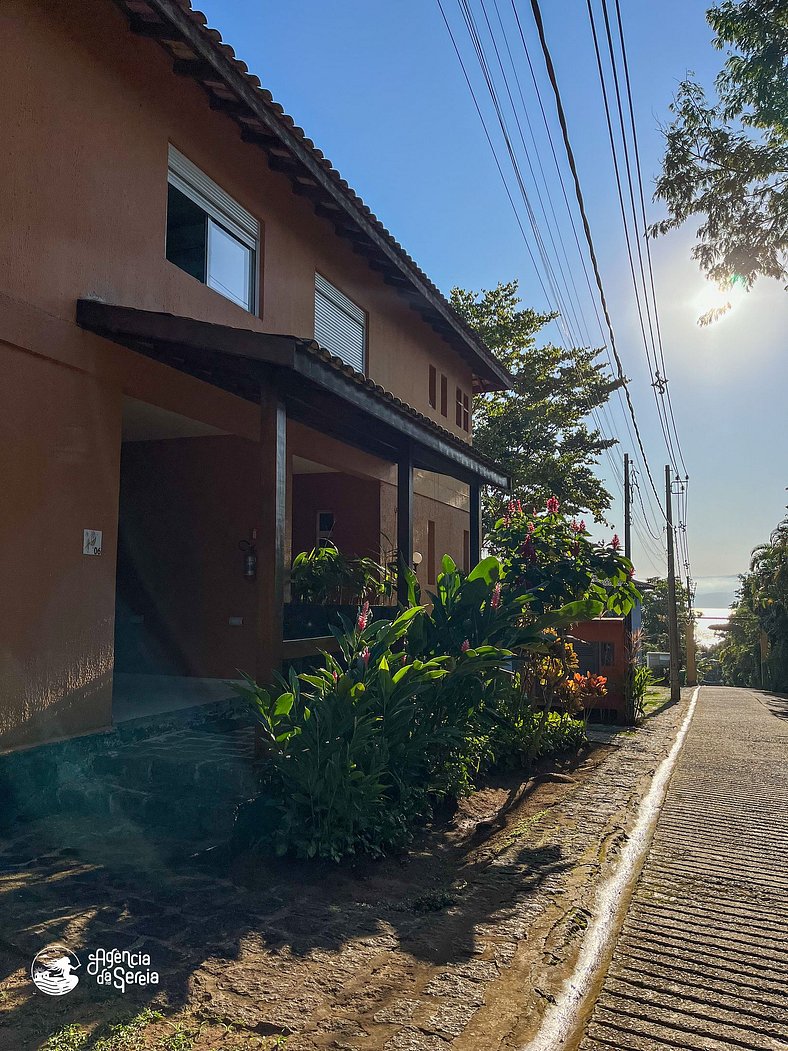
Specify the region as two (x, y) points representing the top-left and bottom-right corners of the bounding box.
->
(579, 519), (586, 532)
(491, 582), (502, 609)
(611, 534), (621, 552)
(356, 600), (371, 632)
(527, 521), (535, 534)
(332, 670), (339, 683)
(546, 496), (560, 514)
(461, 639), (470, 653)
(361, 647), (371, 667)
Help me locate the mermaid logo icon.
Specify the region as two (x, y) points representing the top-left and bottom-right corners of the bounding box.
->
(31, 944), (81, 996)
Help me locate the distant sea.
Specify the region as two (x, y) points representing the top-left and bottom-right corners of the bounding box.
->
(694, 607), (731, 647)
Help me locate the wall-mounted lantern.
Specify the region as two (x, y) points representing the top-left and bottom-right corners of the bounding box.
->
(239, 528), (257, 580)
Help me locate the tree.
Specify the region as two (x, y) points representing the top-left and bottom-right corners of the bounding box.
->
(652, 0), (788, 318)
(719, 512), (788, 688)
(640, 576), (692, 667)
(450, 281), (623, 530)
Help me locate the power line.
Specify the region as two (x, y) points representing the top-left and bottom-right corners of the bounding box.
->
(527, 0), (666, 516)
(437, 0), (668, 563)
(611, 0), (689, 477)
(586, 0), (681, 474)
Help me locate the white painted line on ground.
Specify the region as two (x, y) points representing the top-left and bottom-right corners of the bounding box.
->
(521, 686), (701, 1051)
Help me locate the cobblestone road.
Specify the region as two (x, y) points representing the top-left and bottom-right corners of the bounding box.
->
(579, 687), (788, 1051)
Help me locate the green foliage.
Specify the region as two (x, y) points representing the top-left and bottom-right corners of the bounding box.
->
(719, 513), (788, 689)
(236, 506), (639, 861)
(631, 665), (658, 720)
(450, 281), (623, 527)
(640, 576), (692, 665)
(653, 0), (788, 310)
(290, 543), (394, 604)
(489, 499), (639, 618)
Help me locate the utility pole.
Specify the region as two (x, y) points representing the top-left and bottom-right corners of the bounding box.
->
(665, 465), (681, 702)
(623, 453), (635, 723)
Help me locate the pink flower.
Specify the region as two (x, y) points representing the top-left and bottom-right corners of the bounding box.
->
(579, 519), (586, 532)
(546, 496), (560, 514)
(570, 519), (582, 533)
(332, 670), (339, 683)
(527, 521), (535, 534)
(356, 600), (371, 632)
(361, 647), (371, 667)
(461, 639), (470, 653)
(611, 534), (621, 552)
(491, 582), (502, 609)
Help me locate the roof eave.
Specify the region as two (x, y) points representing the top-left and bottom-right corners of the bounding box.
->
(110, 0), (512, 393)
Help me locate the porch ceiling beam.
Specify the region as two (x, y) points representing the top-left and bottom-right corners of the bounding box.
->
(75, 300), (295, 369)
(75, 301), (509, 489)
(289, 353), (509, 489)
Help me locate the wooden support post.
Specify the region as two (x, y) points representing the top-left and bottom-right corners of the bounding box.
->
(257, 385), (286, 689)
(469, 482), (482, 569)
(397, 443), (414, 605)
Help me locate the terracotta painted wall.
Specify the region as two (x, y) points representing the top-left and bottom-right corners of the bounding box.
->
(291, 474), (382, 562)
(572, 619), (627, 710)
(117, 436), (261, 680)
(1, 0), (475, 437)
(0, 345), (121, 750)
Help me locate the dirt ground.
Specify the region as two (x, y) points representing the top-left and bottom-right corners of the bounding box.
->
(0, 696), (684, 1051)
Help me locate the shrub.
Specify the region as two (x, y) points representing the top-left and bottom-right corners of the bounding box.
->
(236, 499), (641, 862)
(290, 543), (395, 605)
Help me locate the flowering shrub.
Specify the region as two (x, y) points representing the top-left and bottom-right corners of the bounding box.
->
(490, 498), (638, 618)
(235, 498), (639, 861)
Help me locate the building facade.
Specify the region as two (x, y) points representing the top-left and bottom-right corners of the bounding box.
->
(0, 0), (510, 751)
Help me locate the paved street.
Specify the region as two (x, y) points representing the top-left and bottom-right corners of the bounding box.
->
(580, 687), (788, 1051)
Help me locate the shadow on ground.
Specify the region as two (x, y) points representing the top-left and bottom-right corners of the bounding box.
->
(0, 751), (584, 1049)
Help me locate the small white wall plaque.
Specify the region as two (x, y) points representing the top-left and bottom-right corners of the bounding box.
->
(83, 529), (103, 556)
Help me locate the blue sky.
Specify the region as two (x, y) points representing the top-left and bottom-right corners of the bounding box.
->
(196, 0), (787, 603)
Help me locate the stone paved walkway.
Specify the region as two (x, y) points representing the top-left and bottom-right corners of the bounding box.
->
(579, 687), (788, 1051)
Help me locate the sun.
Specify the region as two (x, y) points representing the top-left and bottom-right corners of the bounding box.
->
(692, 277), (746, 325)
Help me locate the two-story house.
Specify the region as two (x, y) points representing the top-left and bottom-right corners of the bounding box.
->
(0, 0), (510, 751)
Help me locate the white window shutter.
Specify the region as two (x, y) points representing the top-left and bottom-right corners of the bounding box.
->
(314, 273), (366, 373)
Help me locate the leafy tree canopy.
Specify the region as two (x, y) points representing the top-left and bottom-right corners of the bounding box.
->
(719, 511), (788, 688)
(450, 281), (623, 529)
(653, 0), (788, 318)
(640, 576), (693, 666)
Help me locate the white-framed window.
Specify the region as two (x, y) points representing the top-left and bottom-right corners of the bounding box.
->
(166, 145), (259, 313)
(314, 273), (366, 373)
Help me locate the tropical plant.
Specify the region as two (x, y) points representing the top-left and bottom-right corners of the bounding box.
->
(290, 543), (394, 605)
(450, 281), (623, 528)
(489, 498), (638, 618)
(235, 502), (641, 861)
(718, 512), (788, 689)
(653, 0), (788, 315)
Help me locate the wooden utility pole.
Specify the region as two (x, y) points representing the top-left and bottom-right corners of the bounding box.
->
(623, 453), (635, 723)
(665, 465), (681, 702)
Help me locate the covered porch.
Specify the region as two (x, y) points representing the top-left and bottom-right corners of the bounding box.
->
(78, 300), (509, 694)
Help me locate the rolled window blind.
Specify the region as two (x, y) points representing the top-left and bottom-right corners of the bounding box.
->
(314, 273), (366, 373)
